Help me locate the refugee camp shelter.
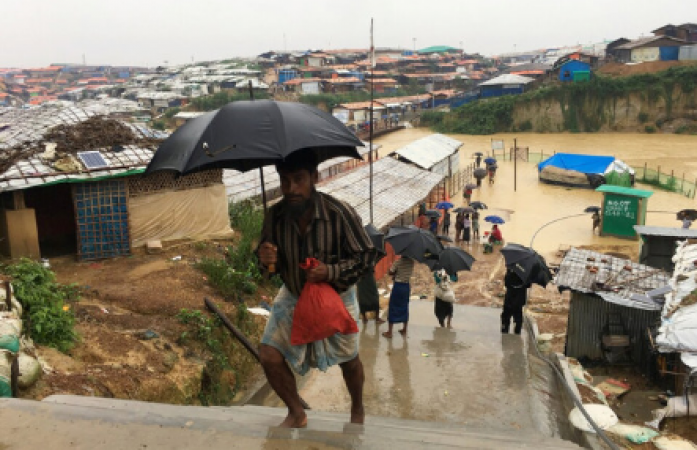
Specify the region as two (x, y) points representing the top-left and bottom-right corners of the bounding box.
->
(478, 74), (535, 98)
(597, 185), (653, 240)
(557, 59), (591, 82)
(390, 134), (461, 180)
(556, 247), (670, 377)
(0, 106), (233, 260)
(634, 225), (697, 272)
(537, 153), (635, 188)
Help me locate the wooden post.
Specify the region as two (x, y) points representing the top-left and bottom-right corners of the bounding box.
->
(11, 191), (25, 210)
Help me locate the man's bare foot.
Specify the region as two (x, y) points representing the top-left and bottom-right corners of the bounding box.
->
(279, 412), (308, 428)
(398, 329), (407, 335)
(382, 331), (392, 338)
(350, 405), (365, 424)
(376, 318), (385, 324)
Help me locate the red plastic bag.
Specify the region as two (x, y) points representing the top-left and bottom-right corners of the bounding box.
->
(290, 258), (358, 345)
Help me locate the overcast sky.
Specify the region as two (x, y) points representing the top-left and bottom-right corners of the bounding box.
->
(2, 0), (694, 67)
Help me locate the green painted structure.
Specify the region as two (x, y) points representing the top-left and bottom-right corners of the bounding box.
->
(596, 185), (653, 239)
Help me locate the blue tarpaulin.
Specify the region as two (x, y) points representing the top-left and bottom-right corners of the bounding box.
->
(538, 153), (616, 175)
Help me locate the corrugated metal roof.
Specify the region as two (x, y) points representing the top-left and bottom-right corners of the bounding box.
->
(634, 225), (697, 238)
(223, 143), (380, 202)
(317, 157), (444, 230)
(391, 134), (462, 170)
(555, 247), (670, 311)
(479, 74), (535, 86)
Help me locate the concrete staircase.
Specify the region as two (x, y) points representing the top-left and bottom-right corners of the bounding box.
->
(0, 395), (581, 449)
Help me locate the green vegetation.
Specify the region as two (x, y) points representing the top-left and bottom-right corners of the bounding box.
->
(424, 65), (697, 134)
(637, 111), (649, 123)
(191, 91), (270, 112)
(644, 125), (657, 133)
(3, 259), (79, 353)
(299, 86), (427, 110)
(177, 305), (255, 405)
(196, 200), (268, 300)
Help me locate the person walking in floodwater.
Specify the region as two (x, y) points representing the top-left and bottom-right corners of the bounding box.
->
(383, 256), (415, 338)
(502, 269), (529, 335)
(357, 267), (385, 325)
(592, 211), (601, 234)
(476, 154), (482, 167)
(462, 214), (471, 244)
(463, 187), (473, 205)
(442, 209), (451, 236)
(488, 166), (496, 185)
(433, 269), (457, 328)
(454, 211), (465, 242)
(257, 149), (376, 428)
(472, 211), (480, 241)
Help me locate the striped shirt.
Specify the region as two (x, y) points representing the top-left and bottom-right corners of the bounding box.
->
(390, 257), (415, 284)
(260, 191), (377, 297)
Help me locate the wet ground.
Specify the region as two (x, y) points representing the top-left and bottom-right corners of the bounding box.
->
(259, 301), (537, 433)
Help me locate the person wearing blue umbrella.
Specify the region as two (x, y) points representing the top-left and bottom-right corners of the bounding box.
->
(441, 209), (451, 236)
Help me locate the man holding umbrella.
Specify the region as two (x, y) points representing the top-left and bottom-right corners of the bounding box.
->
(257, 149), (377, 428)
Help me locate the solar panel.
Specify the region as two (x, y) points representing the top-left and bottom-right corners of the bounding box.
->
(78, 151), (109, 170)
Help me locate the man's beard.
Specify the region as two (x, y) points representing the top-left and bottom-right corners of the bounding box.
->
(283, 195), (312, 218)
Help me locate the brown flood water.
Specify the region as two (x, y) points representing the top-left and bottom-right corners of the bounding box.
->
(375, 130), (697, 260)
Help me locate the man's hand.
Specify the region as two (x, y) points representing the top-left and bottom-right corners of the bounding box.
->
(258, 242), (277, 267)
(306, 261), (329, 283)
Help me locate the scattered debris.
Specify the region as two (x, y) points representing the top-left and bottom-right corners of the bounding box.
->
(595, 378), (631, 399)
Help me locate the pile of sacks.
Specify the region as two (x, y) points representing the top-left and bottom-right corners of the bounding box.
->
(0, 283), (42, 397)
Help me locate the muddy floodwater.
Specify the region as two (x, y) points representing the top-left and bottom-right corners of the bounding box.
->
(375, 130), (697, 260)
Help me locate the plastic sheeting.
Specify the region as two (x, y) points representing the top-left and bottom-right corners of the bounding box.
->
(538, 153), (628, 175)
(129, 184), (233, 247)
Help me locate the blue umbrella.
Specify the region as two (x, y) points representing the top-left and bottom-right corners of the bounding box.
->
(485, 215), (505, 224)
(484, 157), (497, 165)
(435, 201), (454, 210)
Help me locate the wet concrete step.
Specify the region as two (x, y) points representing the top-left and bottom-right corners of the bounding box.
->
(24, 396), (581, 449)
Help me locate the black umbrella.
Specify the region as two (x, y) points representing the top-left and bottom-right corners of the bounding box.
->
(473, 152), (484, 157)
(678, 209), (697, 221)
(436, 235), (454, 242)
(386, 227), (444, 263)
(426, 247), (475, 275)
(500, 243), (553, 287)
(424, 209), (441, 218)
(470, 201), (488, 210)
(465, 183), (479, 190)
(364, 224), (385, 256)
(584, 206), (601, 213)
(145, 100), (363, 175)
(452, 207), (468, 213)
(473, 168), (487, 179)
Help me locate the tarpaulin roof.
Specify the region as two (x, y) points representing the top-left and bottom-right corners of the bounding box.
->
(538, 153), (616, 175)
(391, 134), (462, 170)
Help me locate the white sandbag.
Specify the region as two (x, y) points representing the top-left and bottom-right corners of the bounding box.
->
(0, 319), (21, 336)
(246, 308), (270, 317)
(17, 352), (41, 388)
(569, 404), (618, 433)
(606, 423), (659, 444)
(647, 394), (697, 429)
(653, 436), (697, 450)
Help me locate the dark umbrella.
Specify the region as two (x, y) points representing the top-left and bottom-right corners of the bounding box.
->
(364, 224), (385, 256)
(584, 206), (601, 213)
(452, 207), (468, 213)
(461, 207), (475, 214)
(436, 235), (454, 242)
(473, 152), (484, 157)
(500, 243), (553, 287)
(484, 157), (497, 165)
(473, 168), (487, 179)
(386, 227), (444, 263)
(145, 100), (363, 175)
(678, 209), (697, 220)
(426, 247), (475, 275)
(465, 183), (478, 190)
(435, 201), (454, 210)
(485, 215), (505, 224)
(470, 201), (488, 210)
(424, 210), (441, 218)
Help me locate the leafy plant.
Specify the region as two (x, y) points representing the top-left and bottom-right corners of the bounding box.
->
(3, 259), (79, 352)
(637, 112), (649, 123)
(645, 125), (657, 133)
